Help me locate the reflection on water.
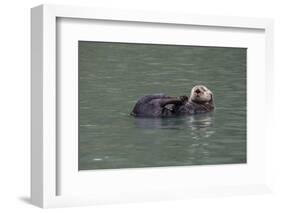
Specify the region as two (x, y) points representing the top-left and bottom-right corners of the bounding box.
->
(189, 114), (215, 140)
(78, 41), (247, 170)
(133, 113), (215, 140)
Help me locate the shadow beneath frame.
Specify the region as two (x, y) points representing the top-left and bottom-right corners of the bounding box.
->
(18, 196), (31, 205)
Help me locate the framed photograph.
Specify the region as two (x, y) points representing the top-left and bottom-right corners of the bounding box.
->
(31, 4), (274, 208)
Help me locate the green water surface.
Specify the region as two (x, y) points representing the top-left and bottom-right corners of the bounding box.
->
(78, 41), (247, 170)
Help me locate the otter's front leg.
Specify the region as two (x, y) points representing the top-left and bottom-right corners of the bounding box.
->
(178, 95), (189, 103)
(159, 96), (188, 108)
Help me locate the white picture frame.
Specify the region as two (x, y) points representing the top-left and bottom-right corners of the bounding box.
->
(31, 4), (274, 208)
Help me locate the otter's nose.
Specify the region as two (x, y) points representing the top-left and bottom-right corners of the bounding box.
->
(195, 89), (201, 94)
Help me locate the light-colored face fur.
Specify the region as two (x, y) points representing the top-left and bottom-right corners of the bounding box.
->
(190, 85), (213, 104)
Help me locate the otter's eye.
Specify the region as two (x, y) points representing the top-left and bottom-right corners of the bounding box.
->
(195, 89), (201, 94)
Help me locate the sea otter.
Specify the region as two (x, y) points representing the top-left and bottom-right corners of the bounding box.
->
(130, 85), (214, 118)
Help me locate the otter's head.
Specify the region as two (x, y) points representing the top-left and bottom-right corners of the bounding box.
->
(190, 85), (214, 106)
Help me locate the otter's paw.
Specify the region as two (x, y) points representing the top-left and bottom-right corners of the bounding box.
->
(179, 95), (189, 103)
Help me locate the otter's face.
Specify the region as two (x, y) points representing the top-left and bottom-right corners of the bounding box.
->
(190, 85), (213, 104)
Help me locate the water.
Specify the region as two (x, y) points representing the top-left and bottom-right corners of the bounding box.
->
(78, 41), (247, 170)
